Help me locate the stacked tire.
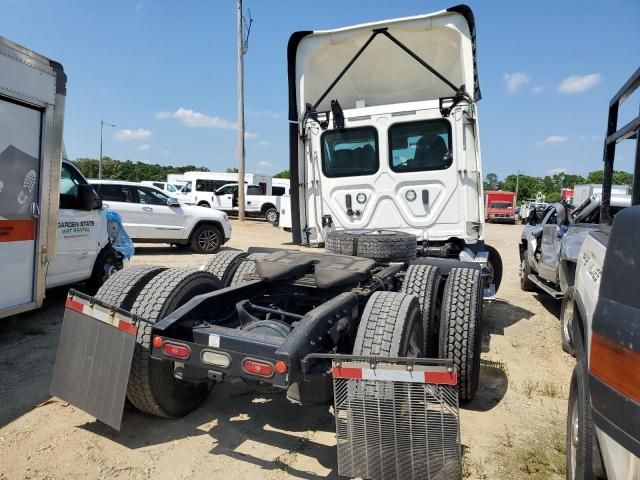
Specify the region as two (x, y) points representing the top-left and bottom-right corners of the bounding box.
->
(325, 230), (417, 262)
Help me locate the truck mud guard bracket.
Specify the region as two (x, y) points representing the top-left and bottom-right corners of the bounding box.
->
(50, 290), (149, 430)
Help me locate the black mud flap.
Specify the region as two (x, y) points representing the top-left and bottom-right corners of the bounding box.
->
(50, 291), (138, 430)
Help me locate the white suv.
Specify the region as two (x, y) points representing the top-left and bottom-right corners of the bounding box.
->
(90, 180), (231, 254)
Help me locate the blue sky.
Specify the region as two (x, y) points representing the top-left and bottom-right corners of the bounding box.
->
(2, 0), (638, 179)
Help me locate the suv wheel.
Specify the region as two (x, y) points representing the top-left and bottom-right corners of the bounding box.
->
(265, 207), (279, 225)
(191, 224), (222, 254)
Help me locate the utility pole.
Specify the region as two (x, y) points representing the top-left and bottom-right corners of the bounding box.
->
(515, 169), (521, 204)
(236, 0), (246, 221)
(99, 120), (115, 179)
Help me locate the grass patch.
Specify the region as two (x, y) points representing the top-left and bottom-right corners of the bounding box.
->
(495, 418), (566, 479)
(481, 359), (509, 375)
(520, 379), (566, 399)
(462, 448), (487, 479)
(522, 379), (538, 399)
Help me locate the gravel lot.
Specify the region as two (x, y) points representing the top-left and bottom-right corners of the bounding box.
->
(0, 221), (573, 479)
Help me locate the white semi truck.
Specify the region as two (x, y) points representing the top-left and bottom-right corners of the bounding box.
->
(0, 36), (128, 320)
(51, 8), (493, 479)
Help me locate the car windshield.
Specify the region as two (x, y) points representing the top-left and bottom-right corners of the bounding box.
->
(181, 182), (192, 193)
(321, 127), (378, 177)
(491, 202), (512, 209)
(389, 119), (452, 172)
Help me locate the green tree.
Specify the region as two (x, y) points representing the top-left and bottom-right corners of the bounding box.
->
(72, 157), (209, 181)
(586, 169), (633, 186)
(483, 173), (501, 191)
(225, 167), (239, 173)
(274, 169), (290, 179)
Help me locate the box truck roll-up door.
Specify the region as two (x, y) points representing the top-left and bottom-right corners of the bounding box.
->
(0, 97), (42, 311)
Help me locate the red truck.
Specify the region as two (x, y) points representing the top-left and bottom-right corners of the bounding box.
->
(560, 188), (573, 205)
(485, 191), (517, 223)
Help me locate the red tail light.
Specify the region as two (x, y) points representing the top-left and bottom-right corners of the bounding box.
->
(162, 342), (191, 360)
(242, 359), (274, 378)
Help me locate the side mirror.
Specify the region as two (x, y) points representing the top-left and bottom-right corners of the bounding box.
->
(77, 184), (102, 210)
(167, 197), (180, 207)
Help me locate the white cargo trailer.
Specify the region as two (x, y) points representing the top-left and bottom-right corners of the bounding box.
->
(573, 183), (628, 207)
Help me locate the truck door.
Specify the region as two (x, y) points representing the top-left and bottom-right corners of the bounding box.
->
(130, 186), (186, 240)
(309, 112), (461, 242)
(246, 185), (263, 212)
(0, 98), (41, 311)
(47, 163), (104, 287)
(538, 207), (561, 282)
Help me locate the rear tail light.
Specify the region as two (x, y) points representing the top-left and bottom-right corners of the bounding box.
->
(274, 361), (288, 375)
(162, 342), (191, 360)
(152, 336), (164, 348)
(242, 359), (274, 378)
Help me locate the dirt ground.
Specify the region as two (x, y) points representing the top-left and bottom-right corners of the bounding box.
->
(0, 221), (574, 480)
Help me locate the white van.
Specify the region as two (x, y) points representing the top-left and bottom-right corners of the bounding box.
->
(0, 36), (127, 319)
(140, 180), (183, 195)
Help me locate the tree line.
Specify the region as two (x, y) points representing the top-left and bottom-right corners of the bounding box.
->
(484, 170), (634, 203)
(73, 157), (209, 182)
(72, 157), (290, 182)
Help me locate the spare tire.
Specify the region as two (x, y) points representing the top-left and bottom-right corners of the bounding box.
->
(325, 230), (417, 262)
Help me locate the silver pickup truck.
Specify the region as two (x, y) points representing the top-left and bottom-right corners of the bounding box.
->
(519, 193), (630, 354)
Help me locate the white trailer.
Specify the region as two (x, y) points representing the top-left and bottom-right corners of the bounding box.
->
(573, 183), (628, 207)
(0, 37), (127, 319)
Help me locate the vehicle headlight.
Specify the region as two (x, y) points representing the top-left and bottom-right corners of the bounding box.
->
(405, 189), (417, 202)
(356, 193), (367, 204)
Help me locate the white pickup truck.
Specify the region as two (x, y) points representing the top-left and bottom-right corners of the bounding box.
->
(202, 183), (282, 225)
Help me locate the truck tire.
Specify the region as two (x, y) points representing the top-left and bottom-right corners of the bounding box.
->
(520, 258), (536, 292)
(566, 362), (597, 480)
(400, 265), (442, 356)
(353, 291), (422, 358)
(190, 224), (223, 254)
(202, 249), (247, 286)
(485, 244), (503, 294)
(264, 207), (279, 226)
(85, 245), (123, 294)
(228, 252), (268, 286)
(439, 267), (482, 402)
(94, 264), (167, 311)
(561, 287), (576, 356)
(127, 268), (221, 418)
(325, 230), (417, 262)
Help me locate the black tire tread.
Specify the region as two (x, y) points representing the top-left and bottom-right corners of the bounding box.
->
(439, 267), (482, 402)
(228, 252), (268, 286)
(353, 291), (420, 356)
(401, 265), (441, 356)
(202, 249), (247, 286)
(127, 268), (219, 417)
(94, 264), (167, 311)
(520, 259), (536, 292)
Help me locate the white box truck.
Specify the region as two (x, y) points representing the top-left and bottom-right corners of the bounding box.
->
(573, 183), (629, 207)
(0, 36), (129, 320)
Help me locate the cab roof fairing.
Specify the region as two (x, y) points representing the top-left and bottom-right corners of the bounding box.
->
(287, 5), (480, 123)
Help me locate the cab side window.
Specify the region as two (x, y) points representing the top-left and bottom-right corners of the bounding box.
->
(247, 185), (263, 195)
(59, 163), (90, 209)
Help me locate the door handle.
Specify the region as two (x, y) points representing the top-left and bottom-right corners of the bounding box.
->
(422, 190), (429, 205)
(31, 202), (40, 219)
(142, 207), (153, 212)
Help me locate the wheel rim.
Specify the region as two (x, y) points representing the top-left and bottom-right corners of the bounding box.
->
(102, 258), (117, 282)
(563, 299), (574, 343)
(569, 395), (579, 478)
(267, 210), (278, 222)
(198, 229), (219, 252)
(406, 321), (422, 357)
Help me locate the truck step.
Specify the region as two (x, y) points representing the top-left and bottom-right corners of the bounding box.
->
(528, 274), (564, 299)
